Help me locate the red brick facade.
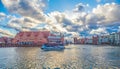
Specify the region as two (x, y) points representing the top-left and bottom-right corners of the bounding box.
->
(12, 31), (50, 45)
(92, 35), (99, 45)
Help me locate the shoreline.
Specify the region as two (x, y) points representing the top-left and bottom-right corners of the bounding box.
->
(0, 44), (120, 48)
(0, 44), (42, 47)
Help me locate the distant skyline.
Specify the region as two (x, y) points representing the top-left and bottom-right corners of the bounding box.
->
(0, 0), (120, 37)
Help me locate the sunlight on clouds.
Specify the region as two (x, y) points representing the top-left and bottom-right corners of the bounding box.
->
(90, 27), (108, 35)
(1, 0), (120, 37)
(0, 28), (15, 37)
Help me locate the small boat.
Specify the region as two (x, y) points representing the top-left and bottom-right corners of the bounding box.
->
(41, 43), (65, 50)
(41, 33), (65, 50)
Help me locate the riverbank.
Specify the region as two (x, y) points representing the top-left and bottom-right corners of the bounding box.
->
(0, 44), (42, 47)
(0, 43), (120, 48)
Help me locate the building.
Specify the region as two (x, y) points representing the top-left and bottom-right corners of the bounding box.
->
(74, 37), (79, 44)
(12, 31), (50, 45)
(0, 37), (6, 43)
(0, 37), (12, 44)
(64, 37), (74, 44)
(92, 35), (99, 45)
(85, 37), (93, 44)
(114, 32), (120, 46)
(98, 35), (109, 45)
(47, 34), (64, 44)
(118, 32), (120, 46)
(74, 37), (77, 44)
(109, 33), (115, 45)
(79, 38), (85, 44)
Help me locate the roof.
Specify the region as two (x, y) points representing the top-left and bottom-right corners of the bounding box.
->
(15, 31), (50, 38)
(48, 36), (62, 39)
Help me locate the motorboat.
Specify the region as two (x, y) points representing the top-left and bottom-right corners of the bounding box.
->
(41, 43), (65, 50)
(41, 33), (65, 50)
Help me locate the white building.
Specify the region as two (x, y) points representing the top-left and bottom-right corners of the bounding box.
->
(114, 32), (120, 46)
(64, 37), (74, 44)
(98, 35), (109, 45)
(85, 37), (93, 44)
(109, 32), (120, 46)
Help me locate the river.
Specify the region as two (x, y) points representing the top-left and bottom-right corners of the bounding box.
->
(0, 45), (120, 69)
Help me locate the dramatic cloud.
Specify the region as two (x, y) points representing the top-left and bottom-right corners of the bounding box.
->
(0, 12), (6, 21)
(1, 0), (120, 37)
(0, 28), (15, 37)
(90, 27), (108, 35)
(8, 17), (42, 31)
(2, 0), (48, 22)
(92, 3), (120, 25)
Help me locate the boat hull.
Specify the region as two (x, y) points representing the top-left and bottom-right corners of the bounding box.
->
(41, 44), (65, 51)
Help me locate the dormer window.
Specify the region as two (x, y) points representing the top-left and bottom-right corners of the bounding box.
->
(35, 34), (38, 37)
(20, 33), (23, 37)
(27, 33), (31, 37)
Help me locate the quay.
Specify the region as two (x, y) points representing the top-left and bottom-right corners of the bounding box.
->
(0, 43), (42, 47)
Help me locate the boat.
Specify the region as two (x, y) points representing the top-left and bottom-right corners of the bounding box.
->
(41, 33), (65, 50)
(41, 43), (65, 50)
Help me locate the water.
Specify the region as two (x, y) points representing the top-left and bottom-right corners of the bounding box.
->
(0, 45), (120, 69)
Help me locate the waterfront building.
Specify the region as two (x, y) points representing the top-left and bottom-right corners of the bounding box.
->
(98, 35), (109, 45)
(0, 37), (5, 43)
(114, 32), (120, 46)
(73, 37), (82, 44)
(109, 33), (115, 45)
(92, 35), (99, 45)
(64, 37), (74, 44)
(74, 37), (77, 44)
(79, 38), (85, 44)
(74, 37), (79, 44)
(47, 34), (64, 44)
(118, 32), (120, 46)
(85, 37), (93, 44)
(12, 31), (50, 45)
(0, 37), (12, 44)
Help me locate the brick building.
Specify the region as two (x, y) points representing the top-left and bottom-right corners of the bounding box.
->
(12, 31), (50, 45)
(0, 37), (12, 44)
(92, 35), (99, 45)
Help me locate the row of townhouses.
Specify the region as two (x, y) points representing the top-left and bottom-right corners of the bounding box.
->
(66, 32), (120, 46)
(109, 32), (120, 45)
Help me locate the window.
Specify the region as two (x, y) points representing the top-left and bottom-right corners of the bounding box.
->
(27, 33), (31, 37)
(35, 33), (38, 37)
(20, 33), (23, 37)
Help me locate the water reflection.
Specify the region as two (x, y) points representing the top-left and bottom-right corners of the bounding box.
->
(0, 45), (120, 69)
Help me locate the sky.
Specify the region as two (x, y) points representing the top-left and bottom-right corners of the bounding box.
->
(0, 0), (120, 37)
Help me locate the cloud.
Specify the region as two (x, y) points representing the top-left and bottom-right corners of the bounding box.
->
(0, 12), (6, 21)
(2, 0), (48, 22)
(0, 12), (6, 18)
(73, 3), (89, 12)
(90, 27), (108, 35)
(1, 1), (120, 37)
(0, 28), (15, 37)
(8, 17), (42, 31)
(92, 3), (120, 25)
